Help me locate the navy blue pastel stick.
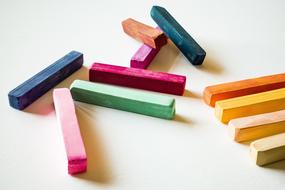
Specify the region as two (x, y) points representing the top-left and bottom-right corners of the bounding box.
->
(8, 51), (83, 110)
(151, 6), (206, 65)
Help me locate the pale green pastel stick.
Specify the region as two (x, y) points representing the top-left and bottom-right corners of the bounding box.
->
(70, 80), (175, 119)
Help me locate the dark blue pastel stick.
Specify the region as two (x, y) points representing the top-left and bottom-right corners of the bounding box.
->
(8, 51), (83, 110)
(151, 6), (206, 65)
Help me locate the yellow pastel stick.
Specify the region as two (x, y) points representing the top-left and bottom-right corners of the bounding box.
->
(229, 110), (285, 142)
(250, 133), (285, 166)
(215, 88), (285, 123)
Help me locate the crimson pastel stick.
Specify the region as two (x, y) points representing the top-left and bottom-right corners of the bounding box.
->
(53, 88), (87, 175)
(89, 63), (186, 95)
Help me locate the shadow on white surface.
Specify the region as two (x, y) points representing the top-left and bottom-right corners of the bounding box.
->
(74, 104), (113, 184)
(265, 160), (285, 172)
(239, 141), (251, 146)
(183, 89), (202, 99)
(23, 89), (55, 115)
(174, 114), (193, 125)
(23, 66), (88, 115)
(195, 56), (224, 75)
(148, 39), (224, 76)
(148, 40), (180, 72)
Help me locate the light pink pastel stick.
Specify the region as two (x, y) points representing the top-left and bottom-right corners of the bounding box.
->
(53, 88), (87, 175)
(130, 26), (167, 69)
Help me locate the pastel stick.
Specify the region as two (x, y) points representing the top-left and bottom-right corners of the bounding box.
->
(122, 18), (167, 49)
(89, 63), (186, 95)
(215, 88), (285, 123)
(8, 51), (83, 110)
(203, 73), (285, 107)
(250, 133), (285, 166)
(151, 6), (206, 65)
(130, 43), (160, 69)
(70, 80), (175, 120)
(229, 110), (285, 142)
(53, 88), (87, 175)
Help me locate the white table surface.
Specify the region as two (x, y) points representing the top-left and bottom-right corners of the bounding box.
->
(1, 0), (285, 189)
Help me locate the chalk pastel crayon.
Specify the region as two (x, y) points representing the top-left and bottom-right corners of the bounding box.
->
(151, 6), (206, 65)
(89, 63), (186, 95)
(8, 51), (83, 110)
(70, 80), (175, 119)
(204, 73), (285, 107)
(229, 110), (285, 142)
(130, 43), (160, 69)
(250, 133), (285, 166)
(215, 88), (285, 123)
(53, 88), (87, 175)
(122, 18), (167, 49)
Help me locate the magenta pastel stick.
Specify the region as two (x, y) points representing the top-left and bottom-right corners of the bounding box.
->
(130, 26), (166, 69)
(130, 43), (160, 69)
(89, 63), (186, 95)
(53, 88), (87, 175)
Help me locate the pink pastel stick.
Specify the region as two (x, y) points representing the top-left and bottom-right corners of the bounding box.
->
(53, 88), (87, 175)
(130, 26), (167, 69)
(89, 63), (186, 95)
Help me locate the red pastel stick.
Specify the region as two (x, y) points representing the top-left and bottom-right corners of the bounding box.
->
(89, 63), (186, 95)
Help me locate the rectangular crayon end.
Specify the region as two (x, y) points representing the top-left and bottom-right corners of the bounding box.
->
(228, 122), (240, 141)
(214, 101), (227, 123)
(8, 92), (22, 110)
(203, 86), (214, 107)
(53, 88), (87, 175)
(68, 157), (87, 175)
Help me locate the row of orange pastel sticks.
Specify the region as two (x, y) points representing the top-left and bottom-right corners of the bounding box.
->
(203, 73), (285, 166)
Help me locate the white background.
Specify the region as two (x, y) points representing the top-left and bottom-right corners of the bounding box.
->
(1, 0), (285, 189)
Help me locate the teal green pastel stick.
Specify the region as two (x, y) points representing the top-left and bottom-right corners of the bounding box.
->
(70, 80), (175, 119)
